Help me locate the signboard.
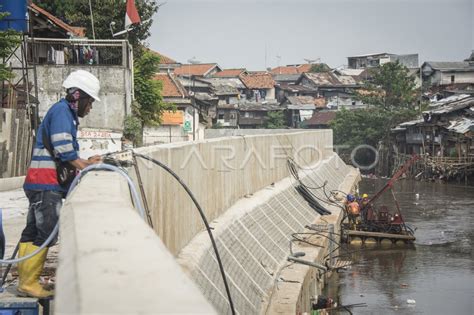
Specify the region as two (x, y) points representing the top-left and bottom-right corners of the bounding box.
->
(183, 120), (192, 132)
(162, 110), (184, 125)
(78, 128), (122, 159)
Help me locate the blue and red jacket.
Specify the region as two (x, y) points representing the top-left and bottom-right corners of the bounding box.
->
(24, 99), (80, 192)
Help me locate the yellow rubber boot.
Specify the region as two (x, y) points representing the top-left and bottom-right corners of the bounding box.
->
(17, 242), (32, 277)
(17, 244), (54, 298)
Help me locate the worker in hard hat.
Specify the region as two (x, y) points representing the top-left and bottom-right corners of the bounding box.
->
(346, 194), (361, 229)
(18, 70), (102, 298)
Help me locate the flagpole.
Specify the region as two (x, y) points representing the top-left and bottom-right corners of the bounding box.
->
(89, 0), (96, 40)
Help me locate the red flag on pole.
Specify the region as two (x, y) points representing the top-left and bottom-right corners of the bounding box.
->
(125, 0), (141, 29)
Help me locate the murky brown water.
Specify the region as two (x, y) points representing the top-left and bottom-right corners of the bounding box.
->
(325, 178), (474, 314)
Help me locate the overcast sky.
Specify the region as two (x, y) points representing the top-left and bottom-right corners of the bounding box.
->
(148, 0), (473, 71)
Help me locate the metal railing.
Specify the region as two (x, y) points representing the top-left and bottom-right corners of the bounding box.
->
(26, 38), (132, 68)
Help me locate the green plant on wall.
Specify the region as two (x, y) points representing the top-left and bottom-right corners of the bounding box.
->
(0, 10), (21, 81)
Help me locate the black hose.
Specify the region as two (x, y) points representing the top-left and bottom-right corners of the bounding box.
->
(133, 153), (236, 315)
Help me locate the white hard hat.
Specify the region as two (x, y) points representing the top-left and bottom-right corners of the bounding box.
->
(63, 70), (101, 101)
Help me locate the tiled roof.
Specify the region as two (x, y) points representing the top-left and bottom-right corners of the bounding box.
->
(214, 69), (246, 77)
(30, 3), (85, 37)
(174, 63), (219, 76)
(297, 64), (312, 73)
(271, 66), (299, 75)
(271, 64), (319, 75)
(147, 48), (178, 64)
(304, 111), (337, 126)
(153, 73), (188, 98)
(240, 73), (275, 89)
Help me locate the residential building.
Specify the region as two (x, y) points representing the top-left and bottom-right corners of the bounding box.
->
(147, 49), (181, 73)
(146, 73), (201, 144)
(240, 72), (276, 101)
(280, 96), (316, 128)
(347, 53), (419, 69)
(392, 94), (474, 157)
(297, 72), (364, 110)
(421, 58), (474, 87)
(237, 101), (280, 129)
(174, 63), (222, 78)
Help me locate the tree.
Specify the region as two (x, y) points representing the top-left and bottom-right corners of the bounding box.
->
(0, 11), (21, 81)
(34, 0), (158, 47)
(264, 111), (286, 129)
(330, 107), (416, 148)
(133, 48), (170, 126)
(356, 61), (417, 110)
(309, 63), (331, 73)
(34, 1), (168, 128)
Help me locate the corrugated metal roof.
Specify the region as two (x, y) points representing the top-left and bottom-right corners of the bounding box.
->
(214, 85), (239, 96)
(303, 111), (337, 126)
(424, 61), (474, 71)
(428, 94), (471, 108)
(204, 77), (245, 89)
(335, 69), (365, 76)
(276, 83), (316, 93)
(238, 101), (280, 111)
(425, 96), (474, 115)
(285, 96), (314, 105)
(447, 117), (474, 134)
(273, 74), (302, 82)
(287, 104), (316, 110)
(398, 119), (424, 127)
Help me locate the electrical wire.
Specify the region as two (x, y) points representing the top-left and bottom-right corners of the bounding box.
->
(133, 152), (236, 315)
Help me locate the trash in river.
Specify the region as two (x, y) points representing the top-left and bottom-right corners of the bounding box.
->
(400, 283), (409, 288)
(407, 299), (416, 304)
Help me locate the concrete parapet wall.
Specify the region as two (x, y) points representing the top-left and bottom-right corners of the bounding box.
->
(55, 171), (216, 314)
(204, 129), (304, 139)
(33, 65), (132, 131)
(0, 176), (25, 192)
(134, 130), (334, 254)
(177, 154), (360, 314)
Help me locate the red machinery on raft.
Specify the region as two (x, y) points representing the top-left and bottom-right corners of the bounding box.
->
(343, 155), (419, 244)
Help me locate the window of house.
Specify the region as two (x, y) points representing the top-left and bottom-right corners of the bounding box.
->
(230, 113), (236, 119)
(451, 75), (455, 83)
(244, 112), (250, 118)
(218, 114), (224, 120)
(352, 101), (356, 106)
(226, 96), (230, 104)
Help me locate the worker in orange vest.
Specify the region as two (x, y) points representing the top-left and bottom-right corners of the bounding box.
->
(346, 194), (360, 229)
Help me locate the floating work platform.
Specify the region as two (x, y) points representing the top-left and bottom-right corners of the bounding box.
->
(344, 230), (416, 244)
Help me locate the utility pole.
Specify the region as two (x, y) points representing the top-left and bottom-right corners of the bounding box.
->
(88, 0), (96, 40)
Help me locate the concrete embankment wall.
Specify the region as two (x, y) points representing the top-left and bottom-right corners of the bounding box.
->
(54, 130), (358, 313)
(134, 130), (334, 255)
(177, 154), (359, 314)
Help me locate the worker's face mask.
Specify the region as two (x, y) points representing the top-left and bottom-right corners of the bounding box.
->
(66, 88), (94, 118)
(77, 96), (94, 118)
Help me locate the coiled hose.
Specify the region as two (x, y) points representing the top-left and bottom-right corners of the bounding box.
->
(0, 163), (145, 265)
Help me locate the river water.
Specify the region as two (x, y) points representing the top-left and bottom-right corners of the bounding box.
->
(325, 178), (474, 314)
